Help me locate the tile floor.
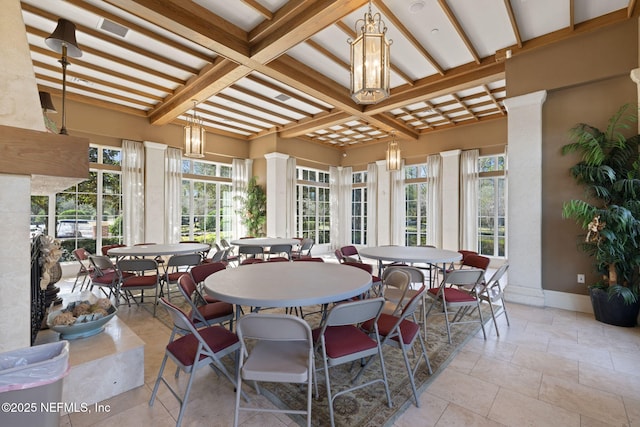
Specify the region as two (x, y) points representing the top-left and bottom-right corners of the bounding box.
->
(53, 270), (640, 427)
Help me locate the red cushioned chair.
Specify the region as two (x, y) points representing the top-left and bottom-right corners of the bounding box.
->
(190, 261), (227, 303)
(149, 298), (243, 427)
(117, 258), (161, 316)
(178, 273), (234, 331)
(361, 285), (431, 407)
(424, 268), (487, 344)
(313, 297), (391, 427)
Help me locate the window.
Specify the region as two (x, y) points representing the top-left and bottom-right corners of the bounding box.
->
(181, 159), (233, 243)
(351, 171), (367, 245)
(296, 167), (330, 244)
(31, 145), (123, 260)
(478, 155), (506, 257)
(404, 164), (428, 246)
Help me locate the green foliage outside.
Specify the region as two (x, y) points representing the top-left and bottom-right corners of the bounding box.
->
(235, 176), (266, 237)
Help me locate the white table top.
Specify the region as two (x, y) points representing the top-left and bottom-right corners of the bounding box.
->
(204, 262), (372, 307)
(229, 237), (300, 247)
(359, 246), (462, 264)
(107, 243), (210, 257)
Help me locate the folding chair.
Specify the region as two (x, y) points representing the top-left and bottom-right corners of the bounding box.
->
(339, 245), (362, 263)
(314, 297), (392, 427)
(149, 298), (243, 427)
(291, 238), (314, 259)
(88, 255), (132, 304)
(473, 263), (510, 336)
(117, 258), (161, 316)
(177, 273), (234, 330)
(234, 313), (315, 427)
(162, 253), (202, 301)
(71, 247), (92, 292)
(190, 261), (227, 303)
(238, 245), (264, 265)
(266, 243), (292, 262)
(362, 285), (432, 407)
(424, 268), (487, 344)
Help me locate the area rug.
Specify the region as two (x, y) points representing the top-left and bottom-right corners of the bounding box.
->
(151, 297), (489, 427)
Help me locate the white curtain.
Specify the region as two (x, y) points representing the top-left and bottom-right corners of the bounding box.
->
(164, 147), (182, 244)
(426, 154), (442, 247)
(232, 158), (252, 239)
(389, 161), (405, 245)
(122, 140), (144, 245)
(329, 166), (352, 250)
(366, 162), (378, 247)
(285, 157), (296, 237)
(460, 149), (479, 251)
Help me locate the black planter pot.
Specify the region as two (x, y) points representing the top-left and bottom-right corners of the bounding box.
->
(590, 287), (640, 327)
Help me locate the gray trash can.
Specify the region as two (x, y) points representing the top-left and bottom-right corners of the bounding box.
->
(0, 341), (69, 427)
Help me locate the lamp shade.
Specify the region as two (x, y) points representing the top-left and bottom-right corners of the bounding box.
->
(39, 91), (57, 113)
(45, 18), (82, 58)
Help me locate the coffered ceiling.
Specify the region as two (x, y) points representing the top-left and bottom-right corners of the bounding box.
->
(22, 0), (636, 150)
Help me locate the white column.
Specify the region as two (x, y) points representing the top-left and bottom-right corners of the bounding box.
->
(265, 152), (289, 237)
(375, 160), (392, 245)
(0, 0), (47, 351)
(503, 90), (547, 307)
(631, 69), (640, 133)
(144, 142), (167, 243)
(440, 149), (461, 251)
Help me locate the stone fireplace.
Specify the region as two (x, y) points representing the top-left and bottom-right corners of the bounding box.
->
(0, 0), (88, 352)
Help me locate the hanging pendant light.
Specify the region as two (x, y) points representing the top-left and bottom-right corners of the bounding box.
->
(386, 132), (401, 171)
(184, 100), (205, 158)
(349, 0), (392, 104)
(45, 18), (82, 135)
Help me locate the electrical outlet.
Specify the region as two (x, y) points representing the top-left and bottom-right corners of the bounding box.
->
(577, 274), (585, 284)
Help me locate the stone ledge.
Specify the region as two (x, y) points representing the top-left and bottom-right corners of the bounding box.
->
(35, 315), (144, 408)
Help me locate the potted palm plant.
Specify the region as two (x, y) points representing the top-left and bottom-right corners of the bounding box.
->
(561, 103), (640, 326)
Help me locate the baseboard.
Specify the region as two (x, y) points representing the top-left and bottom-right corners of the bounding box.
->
(543, 290), (593, 314)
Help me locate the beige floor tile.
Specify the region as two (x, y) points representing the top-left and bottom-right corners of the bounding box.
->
(580, 414), (630, 427)
(623, 395), (640, 427)
(579, 362), (640, 401)
(461, 336), (519, 362)
(488, 388), (580, 427)
(547, 337), (615, 369)
(427, 369), (499, 417)
(510, 346), (579, 383)
(448, 349), (482, 374)
(469, 356), (542, 398)
(392, 391), (449, 427)
(539, 375), (627, 425)
(435, 403), (508, 427)
(68, 385), (152, 427)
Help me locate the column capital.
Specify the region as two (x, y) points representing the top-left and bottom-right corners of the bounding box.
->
(503, 90), (547, 111)
(264, 152), (289, 160)
(440, 149), (461, 158)
(143, 141), (167, 151)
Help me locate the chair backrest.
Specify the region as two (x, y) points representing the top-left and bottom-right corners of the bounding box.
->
(166, 253), (202, 269)
(190, 261), (227, 284)
(237, 313), (312, 344)
(483, 263), (509, 291)
(89, 255), (116, 276)
(117, 258), (159, 276)
(158, 297), (197, 334)
(324, 297), (385, 327)
(73, 247), (90, 262)
(299, 238), (314, 253)
(383, 265), (425, 285)
(208, 248), (226, 262)
(239, 245), (263, 257)
(220, 238), (231, 249)
(268, 244), (292, 260)
(342, 261), (372, 274)
(461, 254), (490, 270)
(339, 245), (361, 262)
(334, 249), (345, 263)
(443, 268), (485, 288)
(178, 273), (198, 301)
(382, 269), (411, 315)
(101, 243), (125, 255)
(399, 285), (426, 318)
(458, 249), (478, 262)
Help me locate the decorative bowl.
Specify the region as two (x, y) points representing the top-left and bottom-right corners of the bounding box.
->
(47, 302), (117, 340)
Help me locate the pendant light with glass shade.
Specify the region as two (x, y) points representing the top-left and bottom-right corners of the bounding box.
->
(386, 132), (401, 171)
(349, 0), (392, 105)
(184, 100), (205, 158)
